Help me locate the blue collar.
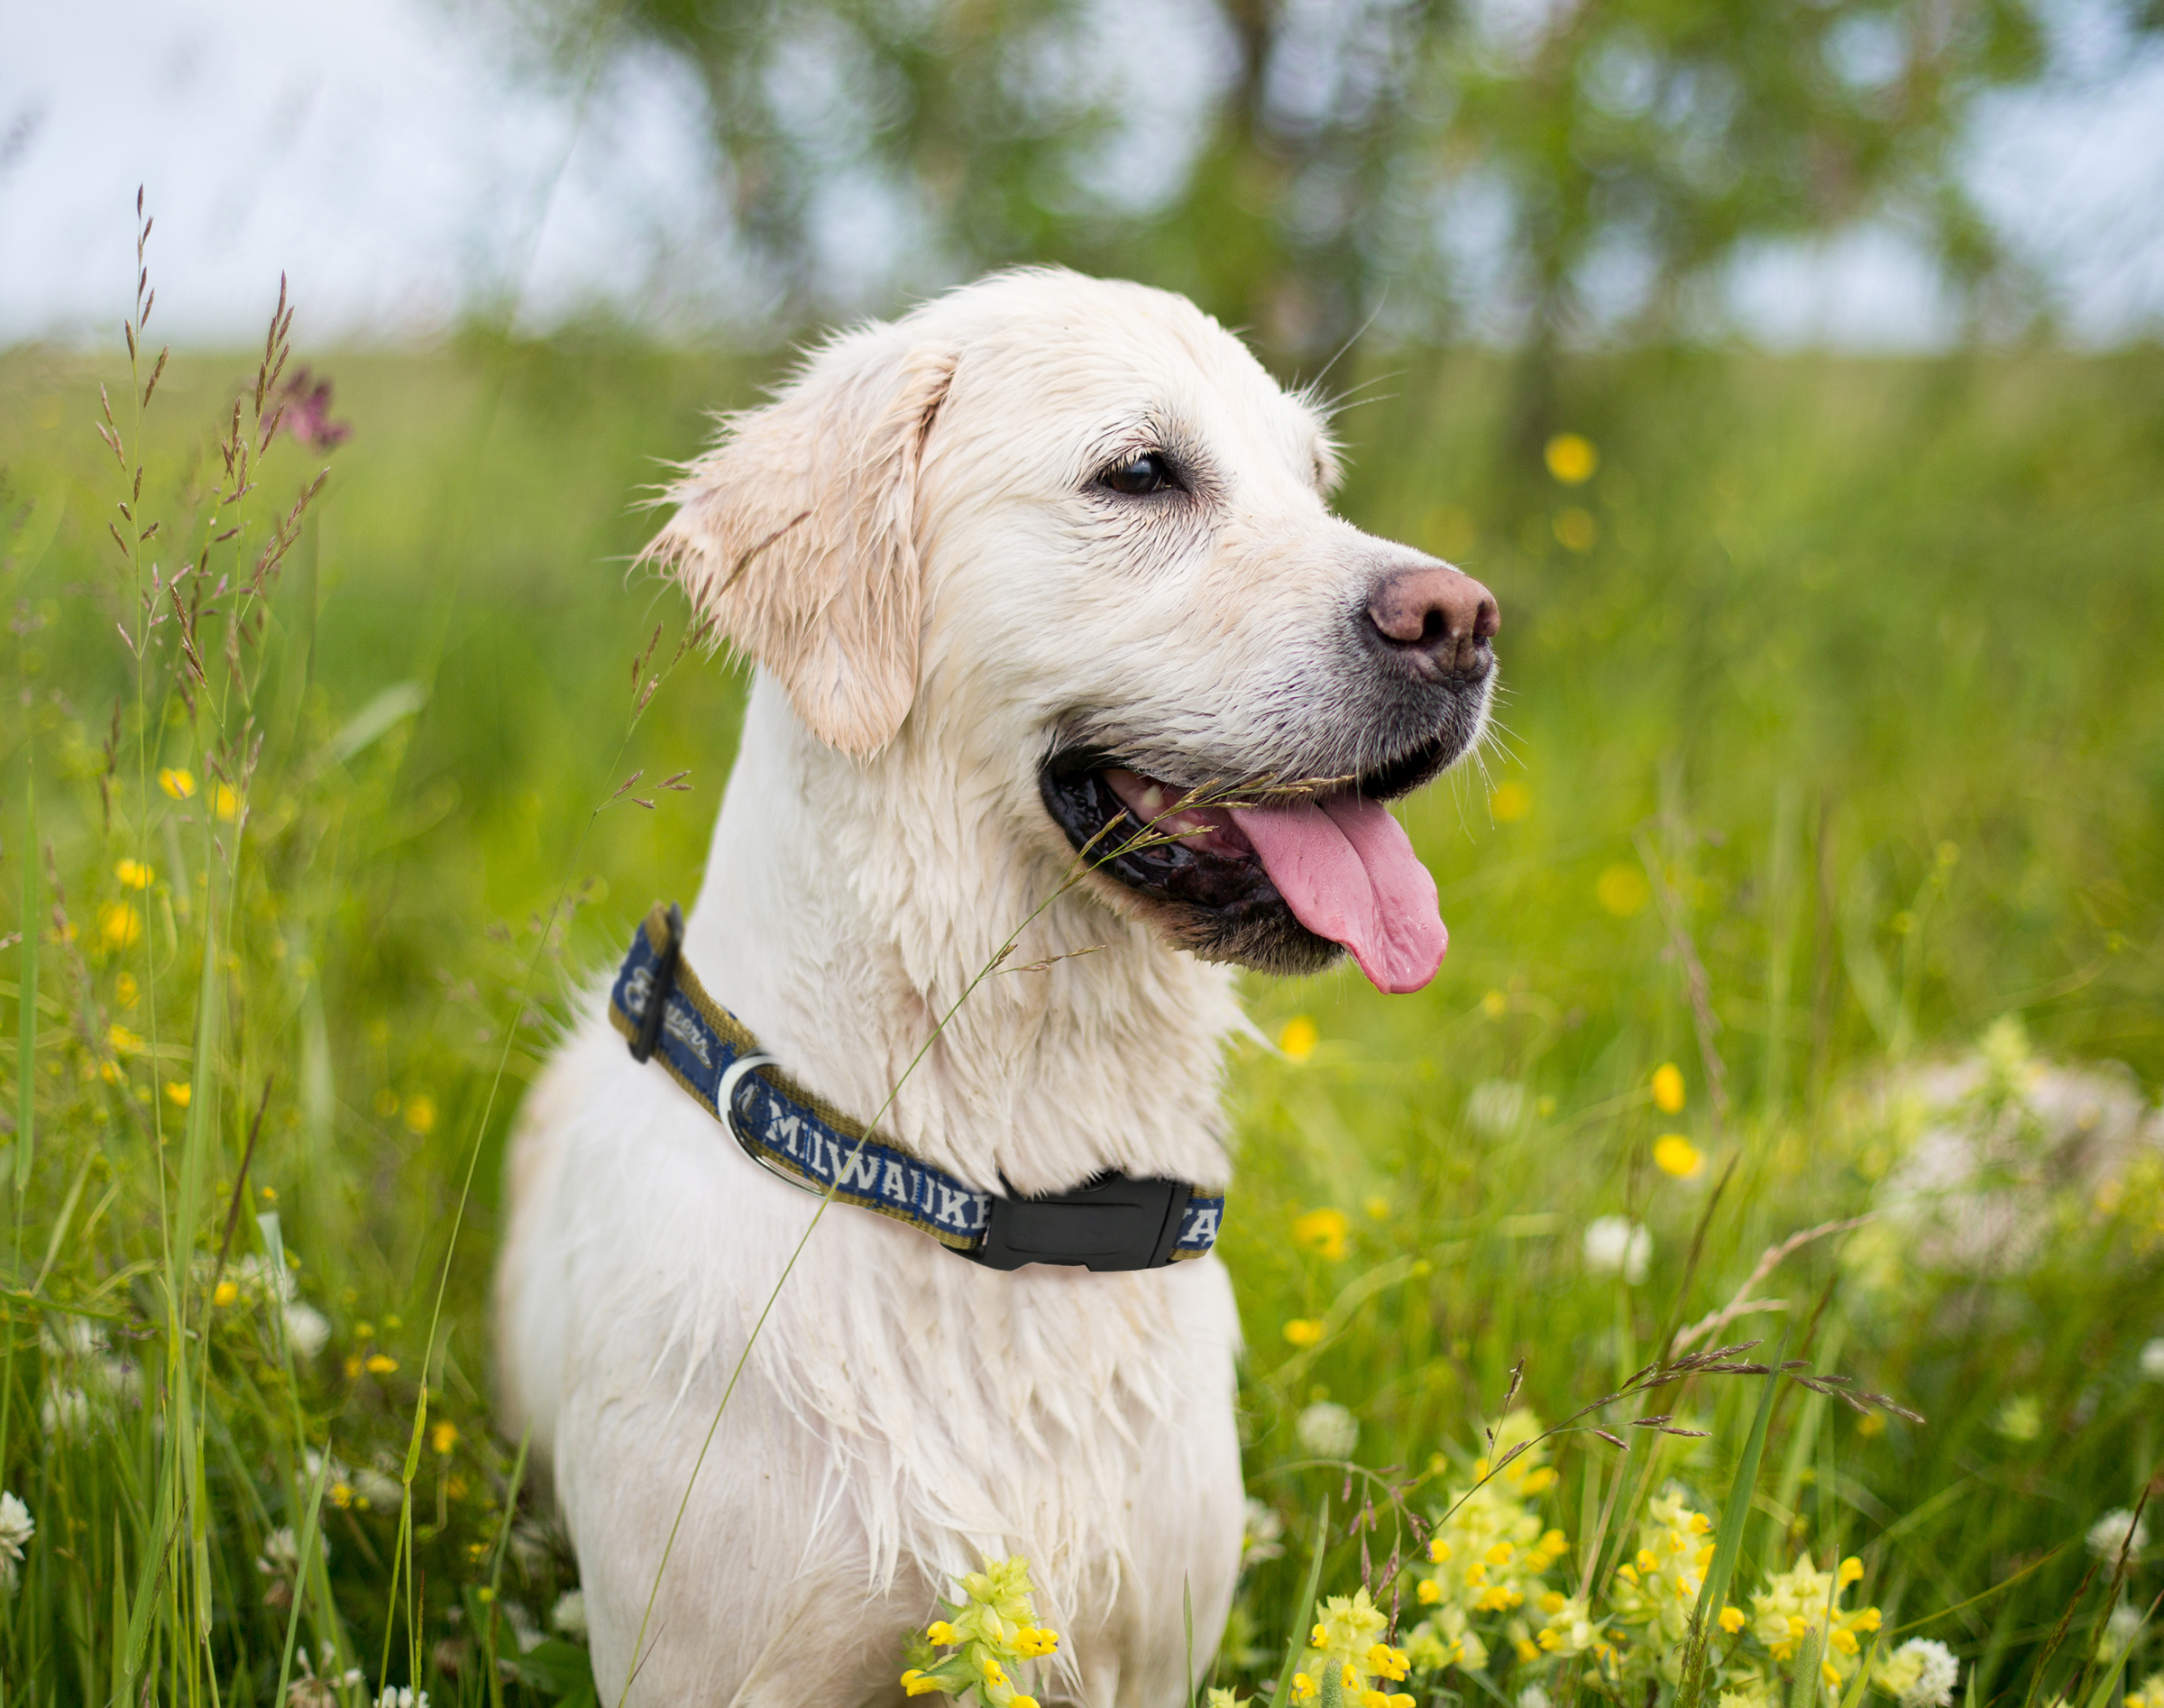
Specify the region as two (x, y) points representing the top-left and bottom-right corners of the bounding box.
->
(610, 905), (1225, 1272)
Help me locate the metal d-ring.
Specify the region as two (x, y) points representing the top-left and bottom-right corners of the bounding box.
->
(715, 1051), (824, 1198)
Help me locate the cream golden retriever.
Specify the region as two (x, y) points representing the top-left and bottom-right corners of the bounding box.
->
(495, 269), (1498, 1706)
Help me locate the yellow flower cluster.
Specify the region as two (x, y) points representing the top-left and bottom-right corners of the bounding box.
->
(1288, 1590), (1414, 1708)
(1608, 1492), (1716, 1647)
(1748, 1555), (1881, 1694)
(900, 1556), (1061, 1708)
(1405, 1411), (1568, 1672)
(2125, 1674), (2164, 1708)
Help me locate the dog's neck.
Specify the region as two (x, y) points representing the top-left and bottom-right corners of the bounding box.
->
(682, 678), (1245, 1195)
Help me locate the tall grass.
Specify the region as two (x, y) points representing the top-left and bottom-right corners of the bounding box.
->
(0, 225), (2159, 1703)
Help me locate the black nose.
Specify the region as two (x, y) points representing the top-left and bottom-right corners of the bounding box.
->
(1364, 561), (1499, 680)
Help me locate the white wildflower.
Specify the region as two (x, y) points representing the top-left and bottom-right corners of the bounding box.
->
(2140, 1338), (2164, 1382)
(375, 1689), (428, 1708)
(1518, 1687), (1553, 1708)
(1296, 1400), (1359, 1461)
(503, 1599), (545, 1654)
(40, 1386), (89, 1437)
(550, 1588), (588, 1639)
(0, 1492), (33, 1591)
(2107, 1602), (2143, 1653)
(1241, 1497), (1285, 1568)
(353, 1462), (405, 1510)
(1877, 1638), (1958, 1708)
(2087, 1508), (2150, 1561)
(257, 1527), (301, 1577)
(1467, 1079), (1529, 1136)
(1582, 1215), (1651, 1284)
(284, 1303), (332, 1360)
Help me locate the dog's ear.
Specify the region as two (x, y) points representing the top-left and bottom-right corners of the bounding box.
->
(647, 328), (958, 756)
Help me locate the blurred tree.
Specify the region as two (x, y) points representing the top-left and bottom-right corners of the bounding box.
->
(531, 0), (2150, 374)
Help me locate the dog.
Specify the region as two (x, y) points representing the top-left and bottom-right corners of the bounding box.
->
(494, 268), (1499, 1706)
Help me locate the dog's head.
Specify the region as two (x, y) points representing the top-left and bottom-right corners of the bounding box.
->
(648, 270), (1498, 994)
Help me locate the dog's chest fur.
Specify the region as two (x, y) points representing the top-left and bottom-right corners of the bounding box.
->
(497, 683), (1252, 1703)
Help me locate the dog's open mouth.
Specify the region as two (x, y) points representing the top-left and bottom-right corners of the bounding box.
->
(1039, 734), (1458, 993)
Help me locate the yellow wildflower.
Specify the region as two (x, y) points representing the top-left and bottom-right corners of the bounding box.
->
(1284, 1319), (1325, 1348)
(1654, 1134), (1703, 1178)
(214, 783), (239, 821)
(1554, 508), (1599, 551)
(364, 1354), (398, 1375)
(1289, 1676), (1317, 1704)
(115, 859), (154, 890)
(900, 1669), (939, 1696)
(1490, 782), (1531, 822)
(166, 1080), (191, 1107)
(213, 1281), (239, 1308)
(159, 767), (197, 799)
(1545, 433), (1599, 484)
(403, 1094), (437, 1135)
(1279, 1016), (1319, 1061)
(1652, 1063), (1686, 1113)
(116, 971), (138, 1007)
(1597, 864), (1648, 918)
(109, 1024), (143, 1055)
(1291, 1208), (1350, 1261)
(1749, 1552), (1881, 1687)
(99, 902), (142, 950)
(431, 1420), (460, 1455)
(926, 1621), (956, 1646)
(1719, 1605), (1747, 1634)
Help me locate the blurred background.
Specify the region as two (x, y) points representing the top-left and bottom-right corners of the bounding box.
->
(7, 0), (2164, 357)
(4, 3), (2164, 1702)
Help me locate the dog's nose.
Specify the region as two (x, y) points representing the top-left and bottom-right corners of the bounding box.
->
(1365, 562), (1499, 679)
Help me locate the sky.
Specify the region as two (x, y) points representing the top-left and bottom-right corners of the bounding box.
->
(4, 0), (2162, 351)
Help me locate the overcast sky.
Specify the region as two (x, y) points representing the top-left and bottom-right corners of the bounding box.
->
(5, 0), (2162, 350)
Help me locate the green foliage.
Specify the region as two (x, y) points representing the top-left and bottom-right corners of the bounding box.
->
(534, 0), (2153, 355)
(2, 298), (2162, 1703)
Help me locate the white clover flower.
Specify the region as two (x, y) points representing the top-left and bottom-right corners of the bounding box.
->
(1881, 1638), (1958, 1708)
(2140, 1338), (2164, 1382)
(2106, 1602), (2143, 1653)
(1241, 1496), (1285, 1567)
(284, 1303), (332, 1360)
(374, 1689), (429, 1708)
(1518, 1685), (1553, 1708)
(257, 1527), (301, 1577)
(1296, 1400), (1359, 1461)
(2086, 1508), (2150, 1561)
(0, 1492), (33, 1591)
(551, 1588), (587, 1639)
(1583, 1216), (1652, 1284)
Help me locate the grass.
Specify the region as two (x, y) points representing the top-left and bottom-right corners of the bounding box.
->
(0, 248), (2160, 1705)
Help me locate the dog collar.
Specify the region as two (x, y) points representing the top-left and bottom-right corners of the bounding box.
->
(609, 905), (1225, 1272)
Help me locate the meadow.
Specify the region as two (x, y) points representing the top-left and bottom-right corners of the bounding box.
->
(2, 257), (2161, 1707)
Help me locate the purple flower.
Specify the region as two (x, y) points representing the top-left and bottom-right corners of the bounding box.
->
(270, 368), (352, 452)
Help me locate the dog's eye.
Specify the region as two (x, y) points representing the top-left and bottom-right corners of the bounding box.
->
(1100, 452), (1177, 496)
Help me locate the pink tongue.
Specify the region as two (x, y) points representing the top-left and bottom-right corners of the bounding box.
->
(1227, 794), (1447, 993)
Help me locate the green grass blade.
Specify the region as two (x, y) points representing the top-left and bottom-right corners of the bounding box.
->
(1682, 1332), (1788, 1708)
(274, 1446), (334, 1708)
(14, 766), (34, 1198)
(1272, 1494), (1331, 1708)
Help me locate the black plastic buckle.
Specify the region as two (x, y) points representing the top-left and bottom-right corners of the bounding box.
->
(628, 903), (685, 1064)
(965, 1174), (1193, 1272)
